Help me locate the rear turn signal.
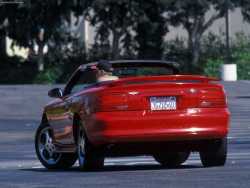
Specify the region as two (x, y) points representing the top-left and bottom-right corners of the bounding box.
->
(199, 98), (226, 108)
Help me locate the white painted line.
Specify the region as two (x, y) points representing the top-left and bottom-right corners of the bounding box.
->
(124, 162), (159, 166)
(32, 166), (43, 169)
(1, 151), (250, 169)
(105, 158), (154, 163)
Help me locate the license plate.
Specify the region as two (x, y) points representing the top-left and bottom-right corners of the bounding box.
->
(150, 96), (177, 111)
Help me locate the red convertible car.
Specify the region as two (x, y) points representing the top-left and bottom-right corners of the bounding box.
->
(35, 60), (230, 170)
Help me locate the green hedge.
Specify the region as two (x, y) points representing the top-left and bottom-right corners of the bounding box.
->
(0, 56), (38, 84)
(204, 51), (250, 80)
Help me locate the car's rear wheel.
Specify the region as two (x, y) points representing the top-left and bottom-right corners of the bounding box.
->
(153, 151), (190, 167)
(77, 122), (104, 171)
(199, 137), (227, 167)
(35, 123), (77, 169)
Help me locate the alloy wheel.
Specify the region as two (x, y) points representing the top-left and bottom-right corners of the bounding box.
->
(38, 127), (61, 165)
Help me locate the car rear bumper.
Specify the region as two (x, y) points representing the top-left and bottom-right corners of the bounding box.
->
(85, 108), (230, 145)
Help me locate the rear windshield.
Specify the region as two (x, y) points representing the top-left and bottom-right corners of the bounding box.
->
(113, 65), (175, 78)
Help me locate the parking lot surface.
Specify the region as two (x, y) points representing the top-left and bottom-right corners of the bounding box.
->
(0, 82), (249, 188)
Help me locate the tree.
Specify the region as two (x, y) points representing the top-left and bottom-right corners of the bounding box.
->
(241, 0), (250, 22)
(84, 0), (167, 60)
(134, 0), (167, 59)
(84, 0), (137, 59)
(1, 0), (83, 71)
(164, 0), (239, 72)
(0, 1), (13, 57)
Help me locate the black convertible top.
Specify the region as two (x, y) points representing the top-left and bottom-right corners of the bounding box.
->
(81, 60), (180, 74)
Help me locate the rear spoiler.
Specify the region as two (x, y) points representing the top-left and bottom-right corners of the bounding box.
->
(106, 75), (220, 86)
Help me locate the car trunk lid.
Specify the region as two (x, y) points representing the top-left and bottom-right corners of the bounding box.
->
(97, 75), (226, 112)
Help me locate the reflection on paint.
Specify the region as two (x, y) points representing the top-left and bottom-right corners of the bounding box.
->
(54, 126), (73, 140)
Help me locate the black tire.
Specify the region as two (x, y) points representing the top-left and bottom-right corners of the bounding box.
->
(153, 151), (190, 167)
(77, 121), (104, 171)
(35, 123), (77, 170)
(199, 137), (227, 167)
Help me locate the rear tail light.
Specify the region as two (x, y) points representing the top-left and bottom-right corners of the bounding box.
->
(96, 92), (128, 112)
(199, 98), (226, 108)
(198, 87), (227, 108)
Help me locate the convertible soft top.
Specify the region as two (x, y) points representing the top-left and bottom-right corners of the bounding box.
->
(81, 60), (180, 74)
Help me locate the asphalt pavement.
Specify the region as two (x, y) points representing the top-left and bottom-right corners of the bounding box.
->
(0, 82), (249, 188)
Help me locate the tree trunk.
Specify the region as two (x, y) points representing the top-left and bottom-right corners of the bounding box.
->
(0, 32), (6, 58)
(37, 41), (45, 72)
(111, 30), (121, 59)
(188, 31), (202, 73)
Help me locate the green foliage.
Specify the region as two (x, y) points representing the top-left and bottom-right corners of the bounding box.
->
(204, 58), (224, 78)
(163, 37), (190, 73)
(233, 50), (250, 80)
(164, 32), (250, 79)
(1, 0), (250, 84)
(34, 67), (62, 84)
(201, 32), (226, 60)
(2, 0), (80, 47)
(134, 0), (167, 59)
(85, 0), (167, 60)
(164, 0), (239, 69)
(0, 56), (38, 84)
(33, 38), (87, 84)
(30, 54), (87, 84)
(203, 32), (250, 80)
(85, 0), (137, 59)
(204, 53), (250, 80)
(241, 0), (250, 22)
(0, 0), (84, 73)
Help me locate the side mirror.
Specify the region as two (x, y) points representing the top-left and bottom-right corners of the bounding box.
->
(48, 88), (63, 98)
